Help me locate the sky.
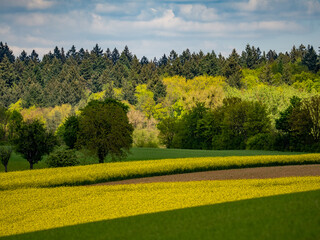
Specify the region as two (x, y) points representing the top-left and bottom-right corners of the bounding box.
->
(0, 0), (319, 59)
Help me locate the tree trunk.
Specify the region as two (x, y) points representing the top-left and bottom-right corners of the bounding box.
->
(97, 148), (105, 163)
(5, 165), (7, 172)
(98, 152), (104, 163)
(30, 162), (33, 170)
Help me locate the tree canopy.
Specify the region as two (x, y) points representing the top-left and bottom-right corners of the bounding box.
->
(76, 99), (133, 163)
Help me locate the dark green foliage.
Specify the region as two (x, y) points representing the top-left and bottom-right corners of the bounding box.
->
(174, 103), (209, 149)
(275, 95), (320, 152)
(0, 42), (319, 110)
(223, 49), (242, 88)
(6, 110), (23, 141)
(212, 98), (271, 150)
(76, 99), (133, 163)
(157, 116), (178, 148)
(46, 147), (79, 168)
(62, 115), (79, 149)
(158, 98), (272, 151)
(13, 119), (57, 169)
(91, 44), (103, 57)
(111, 48), (120, 65)
(302, 45), (318, 72)
(246, 133), (275, 151)
(0, 42), (15, 63)
(0, 145), (12, 172)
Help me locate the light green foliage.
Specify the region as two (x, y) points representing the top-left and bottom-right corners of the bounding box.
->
(135, 84), (156, 119)
(225, 81), (317, 123)
(132, 129), (160, 148)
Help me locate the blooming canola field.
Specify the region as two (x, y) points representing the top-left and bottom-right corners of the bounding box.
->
(1, 154), (320, 190)
(1, 177), (320, 237)
(1, 154), (320, 238)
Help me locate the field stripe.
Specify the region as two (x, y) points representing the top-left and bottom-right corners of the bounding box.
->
(1, 176), (320, 237)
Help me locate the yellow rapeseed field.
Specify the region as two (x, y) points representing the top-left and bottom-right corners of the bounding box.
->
(1, 176), (320, 237)
(0, 154), (320, 190)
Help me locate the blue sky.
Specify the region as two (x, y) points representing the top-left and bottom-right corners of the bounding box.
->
(0, 0), (319, 59)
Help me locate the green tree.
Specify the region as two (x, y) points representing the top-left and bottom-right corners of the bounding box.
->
(223, 49), (242, 88)
(76, 99), (133, 163)
(212, 98), (271, 150)
(157, 116), (178, 148)
(0, 146), (12, 172)
(62, 115), (79, 149)
(14, 119), (57, 169)
(174, 103), (208, 149)
(302, 45), (318, 73)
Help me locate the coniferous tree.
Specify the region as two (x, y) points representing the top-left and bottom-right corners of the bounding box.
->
(105, 48), (112, 60)
(112, 48), (120, 65)
(140, 56), (149, 65)
(91, 44), (103, 57)
(0, 42), (15, 63)
(302, 45), (318, 73)
(30, 50), (39, 63)
(66, 45), (77, 59)
(223, 49), (242, 88)
(19, 50), (29, 62)
(0, 55), (16, 87)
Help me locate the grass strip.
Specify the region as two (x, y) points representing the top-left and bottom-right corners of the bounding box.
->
(0, 154), (320, 190)
(2, 189), (320, 240)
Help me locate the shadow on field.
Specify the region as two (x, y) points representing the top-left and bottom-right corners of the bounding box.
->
(3, 189), (320, 240)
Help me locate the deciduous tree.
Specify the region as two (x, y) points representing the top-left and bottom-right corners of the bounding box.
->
(14, 119), (57, 169)
(76, 99), (133, 163)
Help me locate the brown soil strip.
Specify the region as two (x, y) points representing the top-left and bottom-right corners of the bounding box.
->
(92, 164), (320, 186)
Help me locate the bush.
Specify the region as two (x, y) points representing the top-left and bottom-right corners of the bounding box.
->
(133, 129), (160, 148)
(246, 133), (275, 151)
(46, 147), (79, 168)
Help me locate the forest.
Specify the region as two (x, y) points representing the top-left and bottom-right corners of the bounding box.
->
(1, 41), (320, 153)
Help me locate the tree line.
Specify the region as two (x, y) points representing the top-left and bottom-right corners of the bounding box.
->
(1, 41), (320, 171)
(158, 95), (320, 152)
(0, 99), (133, 171)
(0, 42), (319, 109)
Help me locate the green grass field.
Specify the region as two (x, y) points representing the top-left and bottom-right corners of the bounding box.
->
(2, 189), (320, 240)
(0, 147), (304, 172)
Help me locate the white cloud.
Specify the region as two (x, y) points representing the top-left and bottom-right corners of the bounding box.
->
(237, 0), (270, 11)
(0, 0), (55, 10)
(25, 0), (54, 10)
(306, 0), (320, 14)
(10, 45), (52, 57)
(0, 25), (10, 35)
(25, 35), (55, 46)
(90, 9), (303, 40)
(95, 3), (123, 13)
(15, 13), (47, 26)
(179, 4), (218, 21)
(236, 0), (320, 15)
(95, 2), (140, 14)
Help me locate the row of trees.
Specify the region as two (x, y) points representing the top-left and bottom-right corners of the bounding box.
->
(158, 95), (320, 152)
(0, 42), (319, 109)
(0, 99), (133, 171)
